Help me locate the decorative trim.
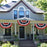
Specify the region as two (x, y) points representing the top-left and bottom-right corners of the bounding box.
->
(17, 20), (30, 26)
(35, 24), (47, 29)
(0, 23), (12, 29)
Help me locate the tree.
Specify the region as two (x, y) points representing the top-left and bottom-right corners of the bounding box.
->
(36, 0), (47, 12)
(0, 0), (3, 3)
(0, 0), (4, 6)
(27, 0), (47, 20)
(0, 0), (7, 6)
(36, 0), (47, 20)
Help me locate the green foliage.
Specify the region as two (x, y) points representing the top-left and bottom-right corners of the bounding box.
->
(0, 0), (3, 3)
(27, 0), (47, 20)
(44, 12), (47, 21)
(14, 35), (18, 38)
(0, 41), (3, 46)
(2, 41), (19, 47)
(11, 45), (18, 47)
(37, 42), (41, 46)
(27, 0), (33, 2)
(45, 27), (47, 34)
(38, 43), (47, 47)
(11, 45), (16, 47)
(27, 0), (37, 2)
(15, 38), (19, 41)
(36, 0), (47, 12)
(2, 41), (11, 47)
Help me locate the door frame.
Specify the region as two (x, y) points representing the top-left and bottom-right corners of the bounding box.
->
(18, 25), (26, 40)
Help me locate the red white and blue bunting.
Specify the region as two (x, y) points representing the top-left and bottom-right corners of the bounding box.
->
(0, 23), (12, 29)
(35, 24), (47, 29)
(17, 20), (30, 26)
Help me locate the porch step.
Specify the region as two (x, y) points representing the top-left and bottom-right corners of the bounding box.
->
(19, 40), (37, 47)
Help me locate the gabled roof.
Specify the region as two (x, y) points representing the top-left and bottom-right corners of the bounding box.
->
(0, 0), (44, 14)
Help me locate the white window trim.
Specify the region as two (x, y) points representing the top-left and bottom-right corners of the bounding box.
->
(18, 6), (26, 11)
(26, 9), (30, 18)
(13, 9), (18, 20)
(13, 6), (30, 19)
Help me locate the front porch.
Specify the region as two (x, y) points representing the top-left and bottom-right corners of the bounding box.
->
(0, 20), (47, 41)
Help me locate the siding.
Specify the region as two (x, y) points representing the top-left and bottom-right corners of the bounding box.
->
(0, 2), (44, 21)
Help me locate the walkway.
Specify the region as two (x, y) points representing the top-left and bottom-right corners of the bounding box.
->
(19, 40), (37, 47)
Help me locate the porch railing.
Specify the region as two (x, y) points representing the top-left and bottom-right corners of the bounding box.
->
(37, 35), (47, 39)
(37, 35), (47, 42)
(0, 36), (16, 41)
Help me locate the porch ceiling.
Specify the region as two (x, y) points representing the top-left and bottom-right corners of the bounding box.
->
(0, 20), (47, 24)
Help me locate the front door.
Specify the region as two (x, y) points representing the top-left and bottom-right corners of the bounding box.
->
(19, 26), (25, 39)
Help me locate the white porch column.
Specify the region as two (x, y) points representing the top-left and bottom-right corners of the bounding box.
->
(15, 23), (16, 35)
(33, 23), (35, 40)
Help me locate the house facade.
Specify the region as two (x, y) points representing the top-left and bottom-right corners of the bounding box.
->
(0, 0), (45, 41)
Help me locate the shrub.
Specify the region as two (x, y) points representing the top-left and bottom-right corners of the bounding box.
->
(40, 43), (47, 47)
(38, 43), (47, 47)
(2, 41), (11, 47)
(2, 41), (19, 47)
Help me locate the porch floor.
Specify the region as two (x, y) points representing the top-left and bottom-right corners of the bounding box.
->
(19, 40), (37, 47)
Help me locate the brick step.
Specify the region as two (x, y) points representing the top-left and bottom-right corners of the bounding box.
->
(20, 44), (36, 46)
(20, 45), (37, 47)
(19, 40), (37, 47)
(20, 46), (36, 47)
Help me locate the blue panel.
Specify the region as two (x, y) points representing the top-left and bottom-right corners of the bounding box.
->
(19, 11), (24, 15)
(14, 10), (17, 19)
(26, 11), (29, 15)
(12, 1), (17, 3)
(26, 11), (29, 18)
(14, 10), (17, 14)
(19, 11), (24, 18)
(3, 4), (11, 8)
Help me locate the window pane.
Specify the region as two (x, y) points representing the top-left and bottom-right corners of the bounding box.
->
(14, 10), (17, 19)
(26, 11), (29, 18)
(19, 11), (24, 18)
(19, 7), (24, 11)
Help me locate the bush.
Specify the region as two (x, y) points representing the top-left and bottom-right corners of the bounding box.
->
(0, 41), (3, 46)
(11, 45), (15, 47)
(2, 41), (11, 47)
(2, 41), (19, 47)
(15, 38), (19, 41)
(11, 45), (18, 47)
(38, 43), (47, 47)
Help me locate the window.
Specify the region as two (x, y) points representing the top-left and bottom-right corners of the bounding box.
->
(26, 11), (29, 18)
(14, 10), (17, 19)
(19, 7), (24, 18)
(5, 27), (11, 36)
(19, 11), (24, 18)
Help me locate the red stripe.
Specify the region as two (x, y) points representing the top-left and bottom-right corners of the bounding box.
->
(0, 23), (12, 29)
(17, 20), (30, 26)
(35, 24), (47, 29)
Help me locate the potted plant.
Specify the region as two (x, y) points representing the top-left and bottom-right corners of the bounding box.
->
(34, 35), (40, 45)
